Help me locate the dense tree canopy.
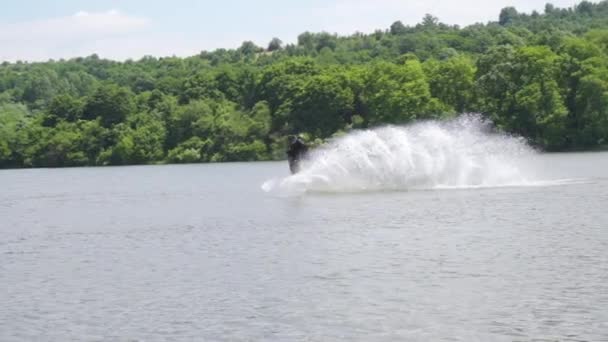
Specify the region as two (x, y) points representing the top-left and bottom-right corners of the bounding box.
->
(2, 2), (608, 168)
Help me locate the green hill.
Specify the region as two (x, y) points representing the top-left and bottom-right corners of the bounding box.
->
(2, 1), (608, 168)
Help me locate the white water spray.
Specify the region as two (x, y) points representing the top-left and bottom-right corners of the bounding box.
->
(262, 115), (540, 194)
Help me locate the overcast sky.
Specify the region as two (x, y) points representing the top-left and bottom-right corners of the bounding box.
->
(0, 0), (587, 62)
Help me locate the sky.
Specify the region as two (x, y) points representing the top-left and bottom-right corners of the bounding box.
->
(0, 0), (587, 62)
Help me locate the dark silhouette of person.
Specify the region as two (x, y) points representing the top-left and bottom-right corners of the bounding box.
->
(286, 135), (308, 174)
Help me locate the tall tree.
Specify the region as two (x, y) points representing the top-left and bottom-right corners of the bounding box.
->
(83, 85), (135, 127)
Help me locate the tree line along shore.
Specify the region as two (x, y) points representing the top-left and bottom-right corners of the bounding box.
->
(1, 2), (608, 168)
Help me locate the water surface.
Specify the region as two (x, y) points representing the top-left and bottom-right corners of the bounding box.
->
(1, 152), (608, 341)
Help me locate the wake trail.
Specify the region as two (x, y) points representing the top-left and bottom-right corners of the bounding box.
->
(262, 115), (581, 195)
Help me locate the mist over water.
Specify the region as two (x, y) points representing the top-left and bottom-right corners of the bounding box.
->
(263, 115), (540, 194)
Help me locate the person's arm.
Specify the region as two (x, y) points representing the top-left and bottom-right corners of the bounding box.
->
(286, 143), (297, 157)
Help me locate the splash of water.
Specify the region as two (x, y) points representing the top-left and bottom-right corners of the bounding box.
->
(262, 115), (539, 194)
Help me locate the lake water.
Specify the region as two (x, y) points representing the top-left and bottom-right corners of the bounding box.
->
(1, 150), (608, 341)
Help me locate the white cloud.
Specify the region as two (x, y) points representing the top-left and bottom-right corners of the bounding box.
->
(0, 9), (253, 62)
(0, 1), (591, 62)
(0, 10), (150, 62)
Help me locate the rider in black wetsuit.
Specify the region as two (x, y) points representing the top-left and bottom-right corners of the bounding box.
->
(286, 135), (308, 174)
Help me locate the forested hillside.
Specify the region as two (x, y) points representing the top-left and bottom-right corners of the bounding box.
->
(2, 1), (608, 168)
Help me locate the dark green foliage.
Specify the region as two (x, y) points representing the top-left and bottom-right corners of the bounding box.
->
(2, 2), (608, 168)
(390, 21), (407, 35)
(44, 95), (84, 126)
(83, 85), (135, 127)
(363, 60), (446, 124)
(499, 7), (519, 26)
(267, 38), (283, 52)
(424, 55), (476, 113)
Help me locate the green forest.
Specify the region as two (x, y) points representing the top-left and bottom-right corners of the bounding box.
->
(2, 2), (608, 168)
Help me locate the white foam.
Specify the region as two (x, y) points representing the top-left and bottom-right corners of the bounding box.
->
(262, 115), (570, 195)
